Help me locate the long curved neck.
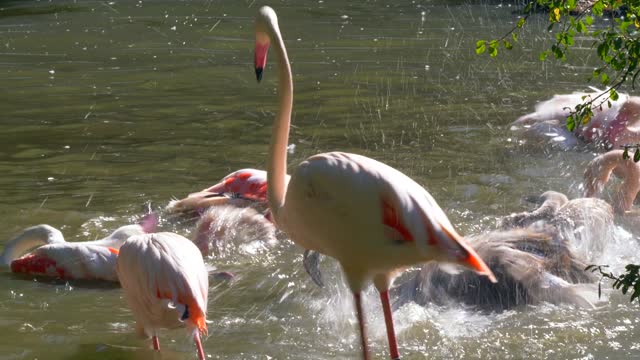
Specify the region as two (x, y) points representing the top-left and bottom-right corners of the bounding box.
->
(266, 23), (293, 221)
(0, 225), (65, 266)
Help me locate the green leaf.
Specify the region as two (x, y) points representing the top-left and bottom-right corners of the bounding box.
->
(576, 20), (586, 33)
(610, 88), (619, 101)
(567, 115), (576, 132)
(634, 149), (640, 162)
(540, 50), (550, 61)
(476, 40), (486, 55)
(601, 72), (609, 84)
(512, 32), (518, 42)
(517, 17), (526, 29)
(503, 39), (513, 50)
(489, 40), (498, 57)
(623, 148), (630, 160)
(585, 15), (593, 26)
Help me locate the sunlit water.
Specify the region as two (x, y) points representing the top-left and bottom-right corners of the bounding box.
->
(1, 0), (638, 359)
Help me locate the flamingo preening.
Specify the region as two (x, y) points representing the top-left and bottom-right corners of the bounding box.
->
(255, 6), (496, 359)
(584, 149), (640, 214)
(511, 90), (640, 150)
(0, 216), (155, 281)
(116, 232), (209, 359)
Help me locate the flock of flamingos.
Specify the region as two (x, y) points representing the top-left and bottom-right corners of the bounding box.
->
(2, 6), (640, 360)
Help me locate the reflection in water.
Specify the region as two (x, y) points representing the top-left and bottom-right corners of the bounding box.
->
(1, 0), (639, 359)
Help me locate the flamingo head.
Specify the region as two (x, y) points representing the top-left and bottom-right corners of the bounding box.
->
(255, 6), (277, 82)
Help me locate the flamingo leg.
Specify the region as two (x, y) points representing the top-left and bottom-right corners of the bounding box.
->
(194, 332), (206, 360)
(380, 290), (400, 360)
(354, 292), (370, 360)
(152, 335), (160, 351)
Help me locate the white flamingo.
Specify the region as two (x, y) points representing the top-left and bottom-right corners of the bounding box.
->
(116, 232), (208, 359)
(0, 216), (155, 281)
(254, 6), (496, 359)
(584, 149), (640, 214)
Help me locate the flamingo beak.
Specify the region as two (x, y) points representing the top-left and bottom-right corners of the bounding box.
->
(255, 37), (270, 82)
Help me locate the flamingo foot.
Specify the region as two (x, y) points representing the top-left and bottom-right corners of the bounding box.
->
(152, 335), (160, 351)
(354, 292), (370, 360)
(194, 333), (206, 360)
(380, 290), (400, 360)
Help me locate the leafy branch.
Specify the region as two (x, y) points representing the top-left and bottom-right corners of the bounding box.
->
(477, 0), (640, 131)
(586, 264), (640, 303)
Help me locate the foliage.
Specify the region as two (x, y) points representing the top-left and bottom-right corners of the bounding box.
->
(586, 264), (640, 303)
(476, 0), (640, 131)
(622, 144), (640, 160)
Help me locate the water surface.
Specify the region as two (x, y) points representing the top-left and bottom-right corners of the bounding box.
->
(1, 1), (638, 359)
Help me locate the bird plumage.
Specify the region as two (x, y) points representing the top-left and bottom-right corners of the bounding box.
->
(1, 222), (150, 281)
(116, 232), (208, 359)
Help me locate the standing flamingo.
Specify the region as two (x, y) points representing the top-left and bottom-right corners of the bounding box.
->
(166, 168), (290, 214)
(116, 232), (208, 359)
(584, 149), (640, 214)
(1, 217), (155, 281)
(254, 6), (496, 359)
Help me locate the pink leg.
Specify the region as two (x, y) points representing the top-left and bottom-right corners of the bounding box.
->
(152, 335), (160, 351)
(194, 332), (206, 360)
(380, 290), (400, 360)
(354, 293), (370, 360)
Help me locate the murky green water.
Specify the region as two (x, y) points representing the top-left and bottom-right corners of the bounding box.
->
(1, 0), (638, 359)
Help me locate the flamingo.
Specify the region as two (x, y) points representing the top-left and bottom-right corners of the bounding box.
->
(511, 89), (640, 149)
(1, 216), (156, 281)
(166, 168), (290, 214)
(116, 232), (208, 359)
(392, 226), (599, 312)
(254, 6), (496, 359)
(584, 149), (640, 214)
(500, 191), (613, 232)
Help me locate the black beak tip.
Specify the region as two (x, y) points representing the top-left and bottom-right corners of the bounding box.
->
(255, 67), (263, 82)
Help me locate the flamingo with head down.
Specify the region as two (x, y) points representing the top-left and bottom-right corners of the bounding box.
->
(511, 89), (640, 150)
(584, 149), (640, 214)
(254, 6), (496, 359)
(0, 215), (156, 282)
(116, 232), (208, 359)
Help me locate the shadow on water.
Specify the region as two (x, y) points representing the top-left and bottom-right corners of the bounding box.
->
(0, 1), (86, 19)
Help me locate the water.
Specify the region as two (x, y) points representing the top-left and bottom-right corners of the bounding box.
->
(0, 0), (638, 359)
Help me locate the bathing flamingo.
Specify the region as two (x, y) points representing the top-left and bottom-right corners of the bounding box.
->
(116, 232), (208, 359)
(511, 89), (640, 149)
(392, 226), (599, 312)
(584, 149), (640, 214)
(254, 6), (496, 360)
(1, 215), (156, 282)
(166, 168), (290, 214)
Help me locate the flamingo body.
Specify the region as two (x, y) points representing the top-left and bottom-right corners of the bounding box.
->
(1, 223), (150, 281)
(281, 151), (482, 285)
(116, 232), (208, 359)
